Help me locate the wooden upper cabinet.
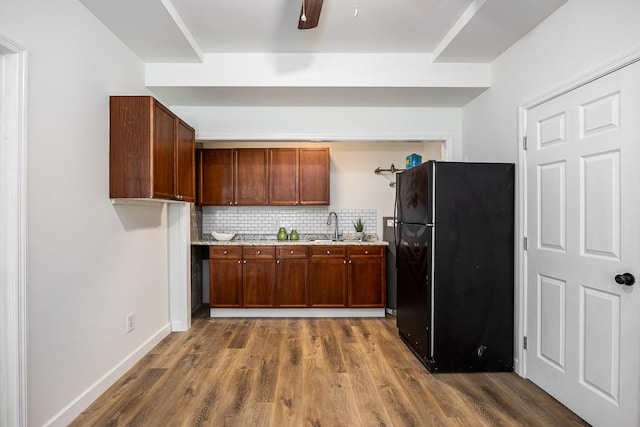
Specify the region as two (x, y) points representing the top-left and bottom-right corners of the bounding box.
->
(269, 147), (330, 206)
(198, 149), (234, 205)
(197, 146), (329, 206)
(235, 148), (268, 205)
(269, 148), (299, 205)
(110, 96), (195, 202)
(151, 103), (176, 199)
(176, 119), (196, 202)
(299, 148), (330, 205)
(198, 148), (267, 206)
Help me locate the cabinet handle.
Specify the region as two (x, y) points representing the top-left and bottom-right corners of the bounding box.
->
(349, 260), (352, 264)
(365, 250), (368, 255)
(257, 250), (261, 254)
(223, 250), (228, 255)
(290, 250), (294, 254)
(237, 260), (241, 264)
(326, 250), (330, 255)
(243, 260), (247, 264)
(229, 201), (233, 205)
(344, 260), (347, 264)
(277, 260), (280, 264)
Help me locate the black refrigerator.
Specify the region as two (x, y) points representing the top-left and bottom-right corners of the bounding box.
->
(395, 161), (514, 373)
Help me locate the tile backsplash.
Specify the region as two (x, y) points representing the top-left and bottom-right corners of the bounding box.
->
(200, 206), (377, 240)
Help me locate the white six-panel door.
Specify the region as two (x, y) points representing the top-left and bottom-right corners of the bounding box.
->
(525, 60), (640, 426)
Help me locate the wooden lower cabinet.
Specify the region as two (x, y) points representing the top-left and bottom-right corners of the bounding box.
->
(208, 244), (385, 309)
(309, 246), (347, 307)
(242, 246), (276, 307)
(275, 246), (308, 307)
(347, 246), (386, 307)
(209, 246), (243, 307)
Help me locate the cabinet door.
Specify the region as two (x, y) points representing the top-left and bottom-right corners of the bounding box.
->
(348, 247), (386, 307)
(109, 96), (152, 198)
(243, 260), (275, 307)
(276, 258), (308, 307)
(235, 148), (268, 205)
(269, 148), (299, 205)
(299, 148), (330, 205)
(210, 259), (243, 307)
(348, 259), (386, 307)
(152, 101), (176, 199)
(309, 248), (347, 307)
(198, 149), (234, 205)
(309, 259), (347, 307)
(176, 119), (195, 202)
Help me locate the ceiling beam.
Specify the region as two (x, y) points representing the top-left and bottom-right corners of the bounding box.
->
(146, 53), (490, 88)
(79, 0), (203, 62)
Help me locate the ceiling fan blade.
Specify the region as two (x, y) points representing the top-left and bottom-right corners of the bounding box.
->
(298, 0), (323, 30)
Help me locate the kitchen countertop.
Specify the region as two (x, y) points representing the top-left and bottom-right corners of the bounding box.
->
(191, 239), (389, 246)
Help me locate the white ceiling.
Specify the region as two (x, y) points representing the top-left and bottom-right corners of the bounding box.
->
(79, 0), (568, 107)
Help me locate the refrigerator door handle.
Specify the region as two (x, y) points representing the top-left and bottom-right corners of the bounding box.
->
(394, 186), (399, 266)
(394, 223), (399, 269)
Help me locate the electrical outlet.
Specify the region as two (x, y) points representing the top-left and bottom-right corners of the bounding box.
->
(126, 313), (135, 333)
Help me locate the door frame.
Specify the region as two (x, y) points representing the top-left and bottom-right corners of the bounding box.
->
(517, 46), (640, 378)
(0, 34), (28, 427)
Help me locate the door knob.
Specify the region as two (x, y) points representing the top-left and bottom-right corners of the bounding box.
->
(614, 273), (635, 286)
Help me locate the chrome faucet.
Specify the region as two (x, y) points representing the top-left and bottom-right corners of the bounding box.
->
(327, 211), (339, 240)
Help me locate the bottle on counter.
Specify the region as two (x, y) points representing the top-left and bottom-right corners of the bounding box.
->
(277, 227), (288, 241)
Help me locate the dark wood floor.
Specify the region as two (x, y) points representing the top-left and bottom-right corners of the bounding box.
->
(71, 310), (588, 426)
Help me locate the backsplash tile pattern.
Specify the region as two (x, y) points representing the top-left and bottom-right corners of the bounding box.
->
(190, 204), (201, 241)
(201, 207), (377, 240)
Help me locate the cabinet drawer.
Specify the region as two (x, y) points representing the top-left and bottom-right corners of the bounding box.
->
(310, 246), (346, 258)
(347, 246), (384, 258)
(243, 246), (275, 260)
(277, 246), (308, 259)
(209, 246), (241, 259)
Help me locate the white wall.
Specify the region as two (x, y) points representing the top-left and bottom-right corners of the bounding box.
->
(461, 0), (640, 162)
(1, 0), (172, 425)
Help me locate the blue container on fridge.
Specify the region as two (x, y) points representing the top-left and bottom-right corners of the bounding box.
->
(406, 153), (422, 169)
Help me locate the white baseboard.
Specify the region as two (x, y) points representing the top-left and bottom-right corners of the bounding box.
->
(209, 308), (386, 318)
(171, 320), (190, 331)
(43, 323), (172, 427)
